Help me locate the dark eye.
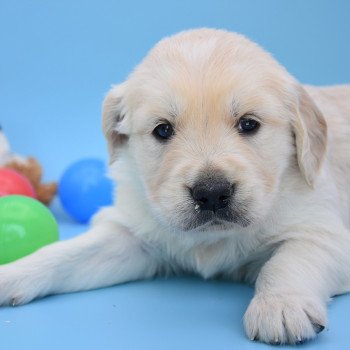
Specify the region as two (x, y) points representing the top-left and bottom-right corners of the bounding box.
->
(238, 116), (260, 134)
(153, 123), (174, 141)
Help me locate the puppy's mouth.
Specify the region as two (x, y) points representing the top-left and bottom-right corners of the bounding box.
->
(181, 205), (251, 232)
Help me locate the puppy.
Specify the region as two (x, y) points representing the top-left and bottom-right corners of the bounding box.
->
(1, 28), (350, 345)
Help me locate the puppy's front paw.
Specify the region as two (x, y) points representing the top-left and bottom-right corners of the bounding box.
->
(0, 264), (51, 306)
(243, 293), (327, 345)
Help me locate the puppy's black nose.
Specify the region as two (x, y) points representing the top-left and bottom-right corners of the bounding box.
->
(191, 180), (234, 213)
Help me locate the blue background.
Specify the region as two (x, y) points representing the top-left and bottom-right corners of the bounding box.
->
(1, 1), (350, 349)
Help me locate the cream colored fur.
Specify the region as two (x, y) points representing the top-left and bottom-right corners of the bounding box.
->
(1, 29), (350, 345)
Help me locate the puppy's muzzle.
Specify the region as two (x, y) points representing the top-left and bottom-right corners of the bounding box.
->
(190, 178), (234, 214)
(182, 175), (249, 230)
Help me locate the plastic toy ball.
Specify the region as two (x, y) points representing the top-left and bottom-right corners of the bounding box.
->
(0, 168), (36, 198)
(0, 195), (59, 265)
(58, 158), (114, 223)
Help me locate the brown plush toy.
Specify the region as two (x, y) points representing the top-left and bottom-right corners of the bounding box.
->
(0, 128), (57, 205)
(4, 158), (57, 205)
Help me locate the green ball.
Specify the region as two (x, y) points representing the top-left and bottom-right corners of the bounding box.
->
(0, 195), (59, 265)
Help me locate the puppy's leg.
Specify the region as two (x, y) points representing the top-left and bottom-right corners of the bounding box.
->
(243, 232), (350, 344)
(0, 208), (159, 306)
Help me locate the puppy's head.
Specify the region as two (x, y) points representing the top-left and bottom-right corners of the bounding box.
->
(103, 29), (327, 232)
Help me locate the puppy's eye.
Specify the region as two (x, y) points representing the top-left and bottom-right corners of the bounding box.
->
(153, 123), (174, 141)
(238, 116), (260, 134)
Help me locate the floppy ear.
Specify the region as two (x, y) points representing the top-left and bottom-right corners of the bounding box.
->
(292, 86), (327, 187)
(102, 84), (129, 163)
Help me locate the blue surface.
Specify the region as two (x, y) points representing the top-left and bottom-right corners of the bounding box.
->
(1, 1), (350, 349)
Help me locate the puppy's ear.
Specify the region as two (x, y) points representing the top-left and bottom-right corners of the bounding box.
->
(102, 84), (129, 163)
(292, 86), (327, 187)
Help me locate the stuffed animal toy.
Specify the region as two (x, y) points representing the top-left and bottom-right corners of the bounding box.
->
(0, 126), (57, 205)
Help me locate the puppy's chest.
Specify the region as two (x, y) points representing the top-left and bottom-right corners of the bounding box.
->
(164, 237), (263, 280)
(192, 242), (240, 279)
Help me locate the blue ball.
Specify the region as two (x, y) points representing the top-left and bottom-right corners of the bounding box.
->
(58, 158), (114, 223)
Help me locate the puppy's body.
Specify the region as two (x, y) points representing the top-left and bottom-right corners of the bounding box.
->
(1, 29), (350, 345)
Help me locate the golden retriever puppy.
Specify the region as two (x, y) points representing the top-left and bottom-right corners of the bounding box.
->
(1, 28), (350, 345)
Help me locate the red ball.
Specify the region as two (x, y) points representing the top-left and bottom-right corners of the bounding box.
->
(0, 168), (36, 198)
